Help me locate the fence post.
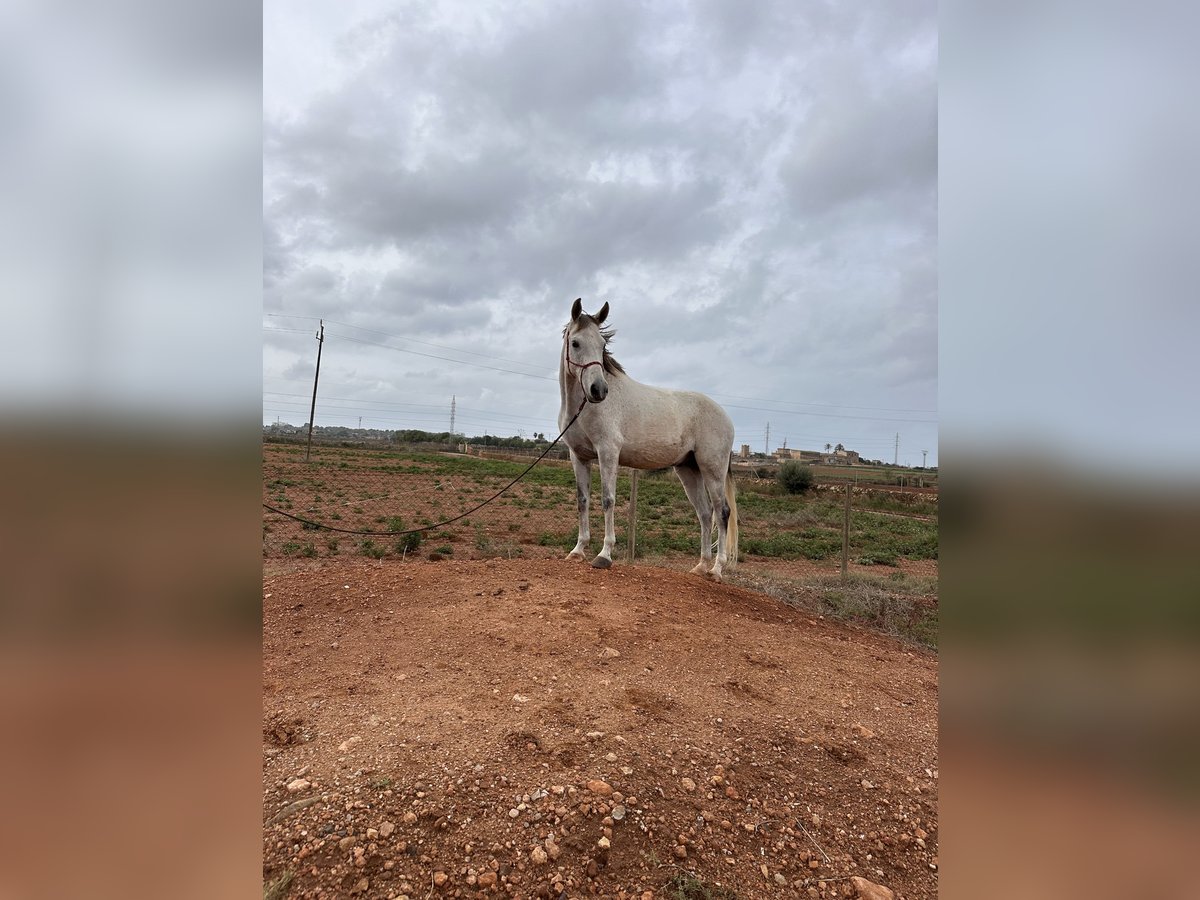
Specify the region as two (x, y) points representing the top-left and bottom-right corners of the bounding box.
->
(841, 481), (851, 578)
(627, 468), (638, 562)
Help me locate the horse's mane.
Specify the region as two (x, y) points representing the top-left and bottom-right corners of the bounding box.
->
(563, 317), (626, 375)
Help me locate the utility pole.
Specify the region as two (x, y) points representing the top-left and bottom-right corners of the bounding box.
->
(893, 432), (899, 466)
(764, 422), (770, 456)
(304, 320), (325, 462)
(922, 449), (928, 468)
(450, 395), (456, 436)
(358, 416), (362, 429)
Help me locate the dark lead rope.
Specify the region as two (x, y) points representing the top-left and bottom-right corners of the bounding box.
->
(262, 398), (588, 537)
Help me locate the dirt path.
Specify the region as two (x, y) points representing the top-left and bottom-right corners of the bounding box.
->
(263, 558), (938, 899)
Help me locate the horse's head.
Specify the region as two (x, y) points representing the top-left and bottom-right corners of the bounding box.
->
(565, 298), (612, 403)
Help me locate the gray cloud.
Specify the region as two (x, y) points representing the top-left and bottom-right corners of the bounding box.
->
(265, 0), (938, 463)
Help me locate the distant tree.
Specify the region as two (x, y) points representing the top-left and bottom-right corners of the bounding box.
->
(824, 443), (832, 453)
(835, 442), (845, 452)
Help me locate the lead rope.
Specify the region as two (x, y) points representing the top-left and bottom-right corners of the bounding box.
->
(262, 395), (588, 536)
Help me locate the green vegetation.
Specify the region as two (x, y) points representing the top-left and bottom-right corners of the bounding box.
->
(359, 539), (386, 559)
(394, 531), (422, 555)
(778, 460), (814, 494)
(743, 570), (938, 648)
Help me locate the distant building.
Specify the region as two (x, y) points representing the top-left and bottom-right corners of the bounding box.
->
(739, 444), (750, 459)
(821, 448), (860, 466)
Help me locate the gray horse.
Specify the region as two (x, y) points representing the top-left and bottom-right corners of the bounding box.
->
(558, 298), (739, 580)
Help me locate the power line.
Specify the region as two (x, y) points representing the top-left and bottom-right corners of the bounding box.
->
(265, 314), (549, 372)
(709, 391), (936, 415)
(334, 333), (556, 382)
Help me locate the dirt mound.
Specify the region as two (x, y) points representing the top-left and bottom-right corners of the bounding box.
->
(263, 558), (938, 899)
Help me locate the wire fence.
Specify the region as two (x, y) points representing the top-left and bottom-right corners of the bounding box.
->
(262, 437), (938, 589)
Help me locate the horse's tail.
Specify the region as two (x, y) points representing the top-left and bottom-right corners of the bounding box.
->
(725, 461), (739, 568)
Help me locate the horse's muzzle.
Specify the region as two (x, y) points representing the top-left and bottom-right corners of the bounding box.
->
(588, 381), (608, 402)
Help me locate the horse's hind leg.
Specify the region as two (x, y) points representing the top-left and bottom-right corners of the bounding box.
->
(701, 469), (732, 582)
(675, 464), (714, 577)
(566, 452), (591, 561)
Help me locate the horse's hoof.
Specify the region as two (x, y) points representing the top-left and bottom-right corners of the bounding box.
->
(591, 556), (612, 569)
(566, 551), (585, 561)
(690, 562), (707, 576)
(707, 571), (723, 583)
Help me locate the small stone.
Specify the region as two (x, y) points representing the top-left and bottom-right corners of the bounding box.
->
(433, 871), (449, 888)
(403, 811), (417, 825)
(808, 859), (821, 869)
(366, 828), (378, 840)
(530, 846), (548, 865)
(338, 836), (355, 851)
(478, 871), (497, 888)
(602, 647), (621, 659)
(349, 877), (368, 895)
(509, 808), (520, 818)
(852, 723), (876, 739)
(338, 736), (362, 752)
(586, 780), (613, 796)
(849, 875), (896, 900)
(286, 778), (311, 793)
(680, 777), (696, 792)
(545, 838), (561, 861)
(672, 844), (687, 859)
(611, 805), (626, 821)
(775, 873), (788, 886)
(604, 752), (618, 762)
(597, 836), (611, 851)
(379, 821), (395, 838)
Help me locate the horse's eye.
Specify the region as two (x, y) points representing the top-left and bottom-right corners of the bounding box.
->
(571, 340), (579, 349)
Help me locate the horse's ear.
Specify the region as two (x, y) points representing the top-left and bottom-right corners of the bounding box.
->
(571, 298), (582, 321)
(594, 301), (609, 325)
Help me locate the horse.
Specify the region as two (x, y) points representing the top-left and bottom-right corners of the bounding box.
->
(558, 298), (739, 581)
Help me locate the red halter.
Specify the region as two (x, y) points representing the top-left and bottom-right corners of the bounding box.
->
(564, 337), (604, 406)
(564, 338), (603, 376)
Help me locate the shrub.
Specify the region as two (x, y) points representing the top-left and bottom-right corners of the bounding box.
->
(394, 531), (422, 555)
(359, 539), (386, 559)
(778, 460), (814, 494)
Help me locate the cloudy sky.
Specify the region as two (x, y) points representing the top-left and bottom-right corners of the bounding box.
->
(264, 0), (937, 466)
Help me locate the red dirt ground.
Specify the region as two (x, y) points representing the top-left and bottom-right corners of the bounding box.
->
(263, 558), (938, 900)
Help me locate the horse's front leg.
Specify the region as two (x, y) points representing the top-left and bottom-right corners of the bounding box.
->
(566, 452), (591, 561)
(591, 449), (620, 569)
